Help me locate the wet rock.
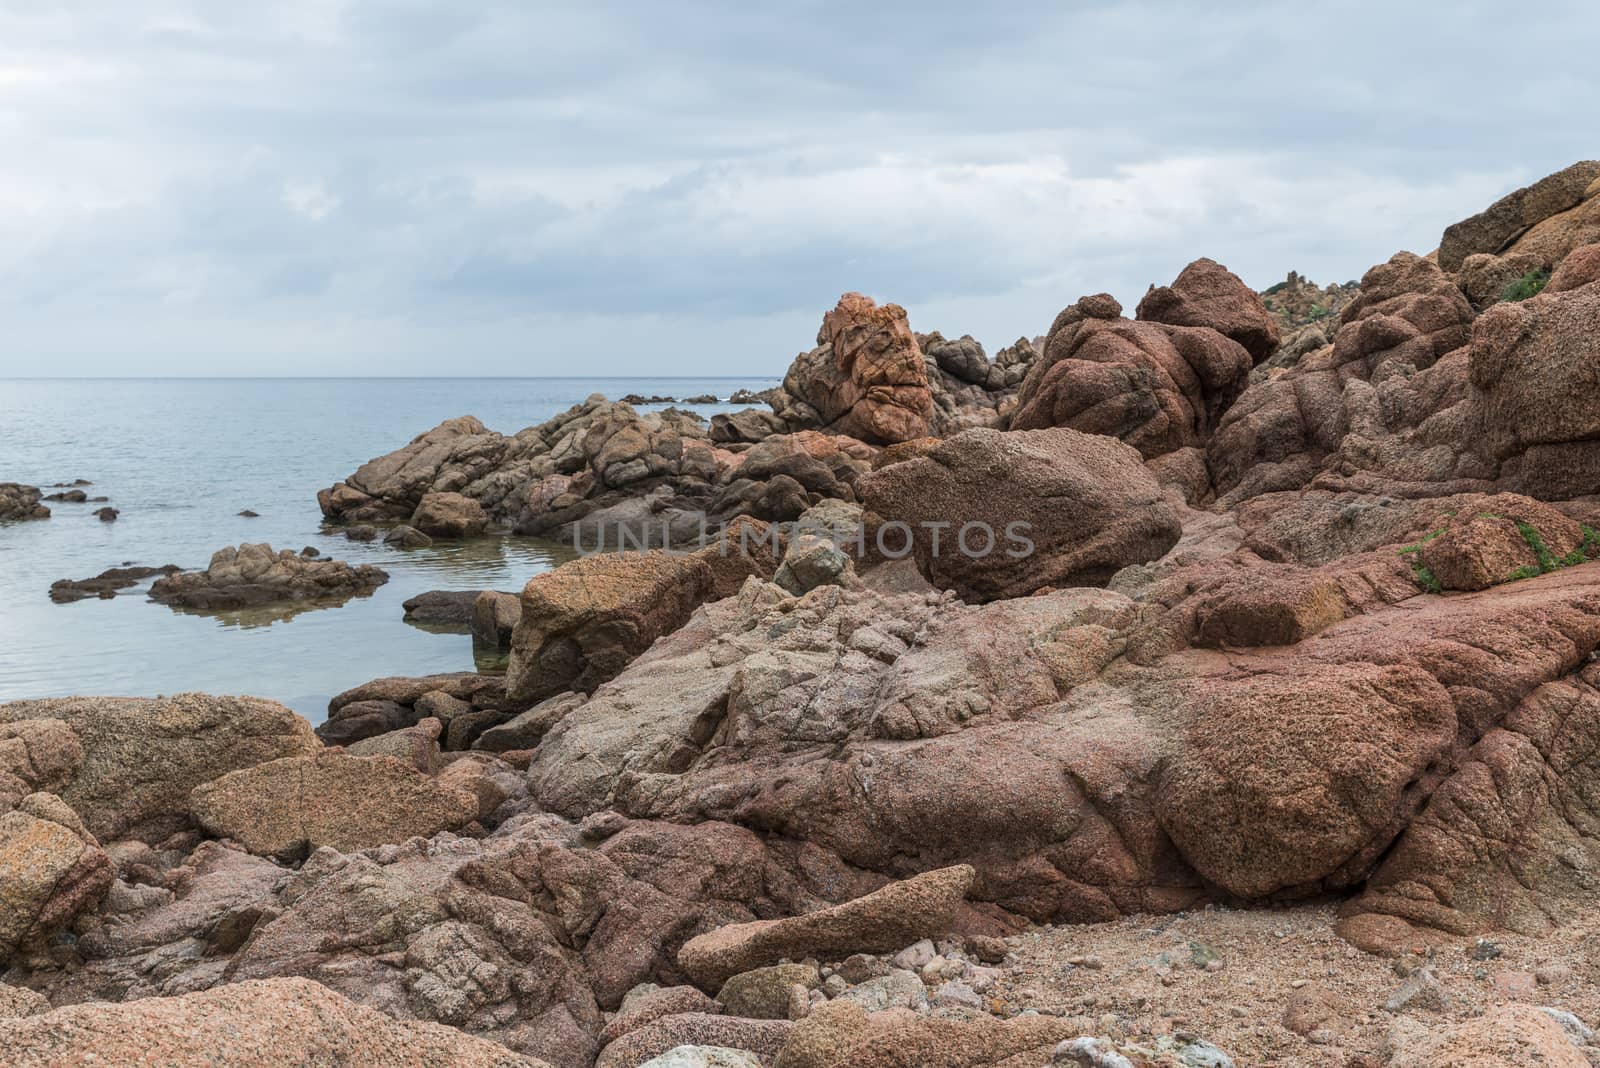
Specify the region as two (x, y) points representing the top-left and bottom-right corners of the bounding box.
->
(471, 590), (522, 648)
(48, 564), (181, 603)
(188, 752), (478, 858)
(93, 507), (118, 522)
(412, 491), (490, 538)
(384, 524), (433, 548)
(678, 865), (973, 990)
(402, 590), (486, 627)
(0, 483), (49, 521)
(148, 544), (388, 610)
(342, 524), (377, 541)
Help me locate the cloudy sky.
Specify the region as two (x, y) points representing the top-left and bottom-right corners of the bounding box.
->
(0, 1), (1594, 377)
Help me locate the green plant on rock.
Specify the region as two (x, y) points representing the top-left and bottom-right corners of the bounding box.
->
(1501, 268), (1550, 303)
(1307, 304), (1329, 321)
(1411, 563), (1443, 595)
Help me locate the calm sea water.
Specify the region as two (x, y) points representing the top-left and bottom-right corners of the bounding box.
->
(0, 378), (776, 721)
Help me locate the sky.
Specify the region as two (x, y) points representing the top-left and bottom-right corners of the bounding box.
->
(0, 1), (1595, 377)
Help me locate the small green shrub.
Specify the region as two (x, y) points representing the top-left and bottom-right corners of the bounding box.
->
(1506, 564), (1543, 582)
(1515, 520), (1560, 573)
(1501, 268), (1551, 303)
(1262, 281), (1289, 296)
(1307, 304), (1330, 321)
(1412, 564), (1443, 594)
(1396, 529), (1444, 555)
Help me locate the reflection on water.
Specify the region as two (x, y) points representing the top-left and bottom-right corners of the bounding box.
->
(163, 588), (385, 630)
(0, 376), (772, 721)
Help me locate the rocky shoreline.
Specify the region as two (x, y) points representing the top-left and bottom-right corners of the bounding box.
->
(6, 161), (1600, 1066)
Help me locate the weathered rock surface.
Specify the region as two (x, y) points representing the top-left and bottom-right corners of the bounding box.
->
(1008, 288), (1254, 462)
(189, 752), (478, 858)
(773, 293), (934, 445)
(776, 999), (1073, 1068)
(149, 544), (388, 610)
(0, 483), (49, 521)
(0, 977), (552, 1067)
(678, 866), (973, 989)
(0, 694), (320, 842)
(504, 540), (777, 704)
(860, 427), (1181, 601)
(0, 794), (114, 962)
(1439, 160), (1600, 271)
(403, 589), (486, 627)
(1137, 257), (1281, 364)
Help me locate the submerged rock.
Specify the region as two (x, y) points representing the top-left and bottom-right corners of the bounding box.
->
(49, 564), (180, 603)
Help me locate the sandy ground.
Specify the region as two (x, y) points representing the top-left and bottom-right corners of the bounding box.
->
(986, 901), (1600, 1066)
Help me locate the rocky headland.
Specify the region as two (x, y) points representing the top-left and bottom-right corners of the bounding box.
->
(7, 162), (1600, 1066)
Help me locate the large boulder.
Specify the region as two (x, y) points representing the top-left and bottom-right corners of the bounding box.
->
(677, 865), (974, 989)
(1135, 256), (1281, 363)
(0, 977), (552, 1067)
(149, 544), (388, 610)
(188, 752), (478, 858)
(0, 793), (114, 962)
(1439, 160), (1600, 271)
(0, 483), (49, 521)
(1469, 281), (1600, 498)
(1008, 293), (1253, 459)
(411, 491), (490, 538)
(777, 293), (934, 445)
(859, 428), (1181, 601)
(0, 694), (320, 842)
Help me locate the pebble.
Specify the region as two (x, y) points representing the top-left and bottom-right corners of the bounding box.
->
(1069, 955), (1105, 970)
(1384, 968), (1448, 1013)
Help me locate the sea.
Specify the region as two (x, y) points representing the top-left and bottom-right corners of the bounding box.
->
(0, 377), (777, 722)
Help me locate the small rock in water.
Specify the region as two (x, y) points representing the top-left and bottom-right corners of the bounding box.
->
(238, 509), (259, 517)
(95, 507), (118, 522)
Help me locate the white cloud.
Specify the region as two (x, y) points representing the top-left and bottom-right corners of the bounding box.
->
(0, 0), (1592, 375)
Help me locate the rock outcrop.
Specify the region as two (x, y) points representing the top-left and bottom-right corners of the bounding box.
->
(149, 544), (388, 610)
(0, 694), (320, 841)
(1439, 160), (1600, 271)
(774, 293), (934, 445)
(0, 483), (49, 521)
(412, 491), (490, 538)
(1008, 283), (1255, 463)
(48, 564), (181, 603)
(1136, 256), (1281, 363)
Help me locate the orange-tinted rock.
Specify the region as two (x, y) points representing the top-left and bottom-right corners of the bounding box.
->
(1439, 161), (1600, 271)
(779, 293), (933, 445)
